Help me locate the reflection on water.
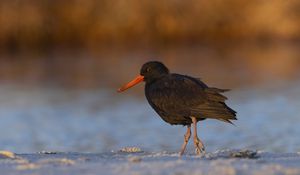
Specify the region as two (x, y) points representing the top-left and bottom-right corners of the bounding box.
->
(0, 44), (300, 89)
(0, 82), (300, 153)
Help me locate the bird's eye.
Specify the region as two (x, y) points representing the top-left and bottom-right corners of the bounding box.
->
(146, 67), (151, 72)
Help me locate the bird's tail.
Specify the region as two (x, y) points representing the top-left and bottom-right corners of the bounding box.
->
(192, 87), (237, 124)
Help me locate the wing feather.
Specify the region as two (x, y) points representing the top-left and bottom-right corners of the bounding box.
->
(146, 74), (237, 124)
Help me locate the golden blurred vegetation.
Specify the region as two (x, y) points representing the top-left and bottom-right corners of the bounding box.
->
(0, 0), (299, 88)
(1, 0), (299, 52)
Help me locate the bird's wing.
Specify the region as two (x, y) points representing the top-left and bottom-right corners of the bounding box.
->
(147, 74), (208, 114)
(148, 74), (236, 122)
(190, 87), (237, 123)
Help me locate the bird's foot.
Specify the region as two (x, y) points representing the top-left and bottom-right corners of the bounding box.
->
(194, 137), (205, 155)
(195, 146), (205, 155)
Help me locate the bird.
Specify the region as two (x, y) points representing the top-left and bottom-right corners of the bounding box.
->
(118, 61), (237, 156)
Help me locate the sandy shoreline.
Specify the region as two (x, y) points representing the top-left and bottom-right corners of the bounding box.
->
(0, 149), (300, 175)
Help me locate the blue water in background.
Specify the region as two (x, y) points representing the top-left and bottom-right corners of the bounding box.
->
(0, 82), (300, 153)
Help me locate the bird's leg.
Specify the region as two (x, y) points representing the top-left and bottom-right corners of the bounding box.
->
(179, 125), (191, 156)
(191, 116), (205, 155)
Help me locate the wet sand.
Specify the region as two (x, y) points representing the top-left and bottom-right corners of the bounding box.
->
(1, 149), (300, 175)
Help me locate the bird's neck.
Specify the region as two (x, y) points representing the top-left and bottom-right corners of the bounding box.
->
(145, 74), (168, 85)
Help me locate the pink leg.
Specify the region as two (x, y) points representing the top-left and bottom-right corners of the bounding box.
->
(179, 125), (191, 156)
(191, 116), (205, 155)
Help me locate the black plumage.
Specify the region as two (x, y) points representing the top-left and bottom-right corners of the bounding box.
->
(118, 61), (237, 156)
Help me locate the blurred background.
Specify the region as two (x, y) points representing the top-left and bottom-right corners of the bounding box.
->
(0, 0), (300, 153)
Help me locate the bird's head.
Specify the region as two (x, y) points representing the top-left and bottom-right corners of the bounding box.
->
(118, 61), (169, 92)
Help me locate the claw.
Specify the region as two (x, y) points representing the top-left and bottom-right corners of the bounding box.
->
(194, 137), (205, 155)
(195, 147), (205, 155)
(195, 146), (205, 154)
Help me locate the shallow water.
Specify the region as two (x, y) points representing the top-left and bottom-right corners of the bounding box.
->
(0, 82), (300, 153)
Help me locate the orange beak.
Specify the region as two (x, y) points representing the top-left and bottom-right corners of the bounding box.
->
(118, 75), (144, 92)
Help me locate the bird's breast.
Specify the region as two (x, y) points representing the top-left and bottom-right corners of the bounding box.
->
(145, 82), (192, 125)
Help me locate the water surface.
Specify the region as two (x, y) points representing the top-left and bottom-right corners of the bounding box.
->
(0, 82), (300, 153)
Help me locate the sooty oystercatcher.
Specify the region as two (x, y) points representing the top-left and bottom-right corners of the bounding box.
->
(118, 61), (237, 156)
